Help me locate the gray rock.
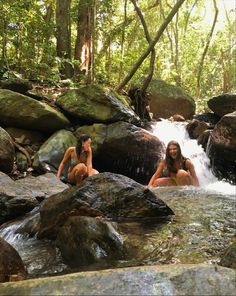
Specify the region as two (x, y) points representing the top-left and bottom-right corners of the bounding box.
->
(38, 172), (174, 239)
(0, 237), (27, 283)
(76, 121), (164, 184)
(0, 89), (70, 133)
(56, 216), (125, 267)
(0, 172), (68, 224)
(147, 79), (195, 119)
(0, 127), (15, 174)
(56, 84), (139, 124)
(0, 264), (235, 295)
(208, 93), (236, 117)
(207, 111), (236, 184)
(33, 129), (77, 175)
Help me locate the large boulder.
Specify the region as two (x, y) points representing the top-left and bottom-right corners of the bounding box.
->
(0, 172), (68, 224)
(76, 121), (164, 184)
(193, 112), (220, 125)
(38, 172), (174, 239)
(0, 78), (32, 94)
(0, 264), (235, 295)
(0, 237), (27, 282)
(186, 119), (211, 139)
(56, 84), (139, 124)
(56, 216), (125, 267)
(0, 89), (70, 133)
(0, 127), (15, 174)
(147, 79), (195, 119)
(207, 111), (236, 184)
(33, 129), (77, 175)
(207, 93), (236, 117)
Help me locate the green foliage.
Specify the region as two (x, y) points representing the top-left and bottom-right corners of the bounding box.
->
(0, 0), (235, 111)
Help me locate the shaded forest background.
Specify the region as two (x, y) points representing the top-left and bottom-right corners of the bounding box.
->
(0, 0), (235, 112)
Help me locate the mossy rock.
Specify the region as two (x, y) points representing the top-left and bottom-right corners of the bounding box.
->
(56, 84), (139, 124)
(220, 240), (236, 269)
(0, 89), (70, 133)
(146, 79), (196, 119)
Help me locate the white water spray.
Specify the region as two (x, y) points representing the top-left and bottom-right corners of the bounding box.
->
(151, 119), (236, 196)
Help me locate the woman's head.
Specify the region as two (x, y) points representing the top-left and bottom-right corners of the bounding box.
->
(165, 140), (183, 171)
(76, 134), (91, 157)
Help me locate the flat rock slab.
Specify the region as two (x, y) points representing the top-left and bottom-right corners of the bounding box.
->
(0, 264), (235, 295)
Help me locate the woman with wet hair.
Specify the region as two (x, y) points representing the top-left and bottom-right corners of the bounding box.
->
(147, 140), (199, 188)
(57, 134), (98, 186)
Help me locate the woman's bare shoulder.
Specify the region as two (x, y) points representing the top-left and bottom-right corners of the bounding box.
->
(185, 158), (194, 167)
(65, 146), (75, 154)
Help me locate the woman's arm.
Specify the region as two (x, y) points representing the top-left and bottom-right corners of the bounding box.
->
(147, 160), (165, 188)
(86, 147), (93, 176)
(186, 159), (200, 186)
(57, 147), (72, 179)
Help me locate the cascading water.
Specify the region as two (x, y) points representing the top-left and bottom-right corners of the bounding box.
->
(151, 119), (236, 196)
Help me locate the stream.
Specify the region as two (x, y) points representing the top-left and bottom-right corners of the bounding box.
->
(0, 120), (235, 278)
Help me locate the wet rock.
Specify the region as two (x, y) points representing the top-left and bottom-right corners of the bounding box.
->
(0, 264), (235, 295)
(220, 240), (236, 269)
(38, 172), (174, 239)
(193, 112), (220, 125)
(208, 93), (236, 117)
(76, 121), (164, 184)
(186, 119), (210, 139)
(56, 216), (125, 267)
(0, 173), (37, 224)
(207, 111), (236, 184)
(16, 172), (69, 201)
(197, 129), (212, 151)
(0, 127), (15, 174)
(0, 172), (68, 224)
(0, 237), (27, 283)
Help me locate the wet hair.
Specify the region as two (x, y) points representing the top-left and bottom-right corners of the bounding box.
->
(75, 134), (91, 158)
(165, 140), (185, 173)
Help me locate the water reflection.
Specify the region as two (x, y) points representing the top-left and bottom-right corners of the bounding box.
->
(118, 187), (236, 266)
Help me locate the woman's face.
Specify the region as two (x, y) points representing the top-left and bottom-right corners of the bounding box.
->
(168, 144), (178, 160)
(82, 138), (91, 151)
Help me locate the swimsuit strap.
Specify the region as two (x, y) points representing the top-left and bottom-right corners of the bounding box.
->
(182, 157), (189, 171)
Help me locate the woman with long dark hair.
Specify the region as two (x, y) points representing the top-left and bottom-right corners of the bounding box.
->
(147, 140), (199, 188)
(57, 134), (98, 186)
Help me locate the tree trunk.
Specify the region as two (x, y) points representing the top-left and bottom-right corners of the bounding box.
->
(40, 3), (54, 65)
(118, 0), (127, 83)
(115, 0), (186, 93)
(128, 0), (155, 121)
(74, 0), (95, 84)
(56, 0), (73, 79)
(0, 15), (8, 75)
(196, 0), (218, 96)
(130, 0), (156, 94)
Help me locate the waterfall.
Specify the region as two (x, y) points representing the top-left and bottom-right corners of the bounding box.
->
(151, 119), (236, 196)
